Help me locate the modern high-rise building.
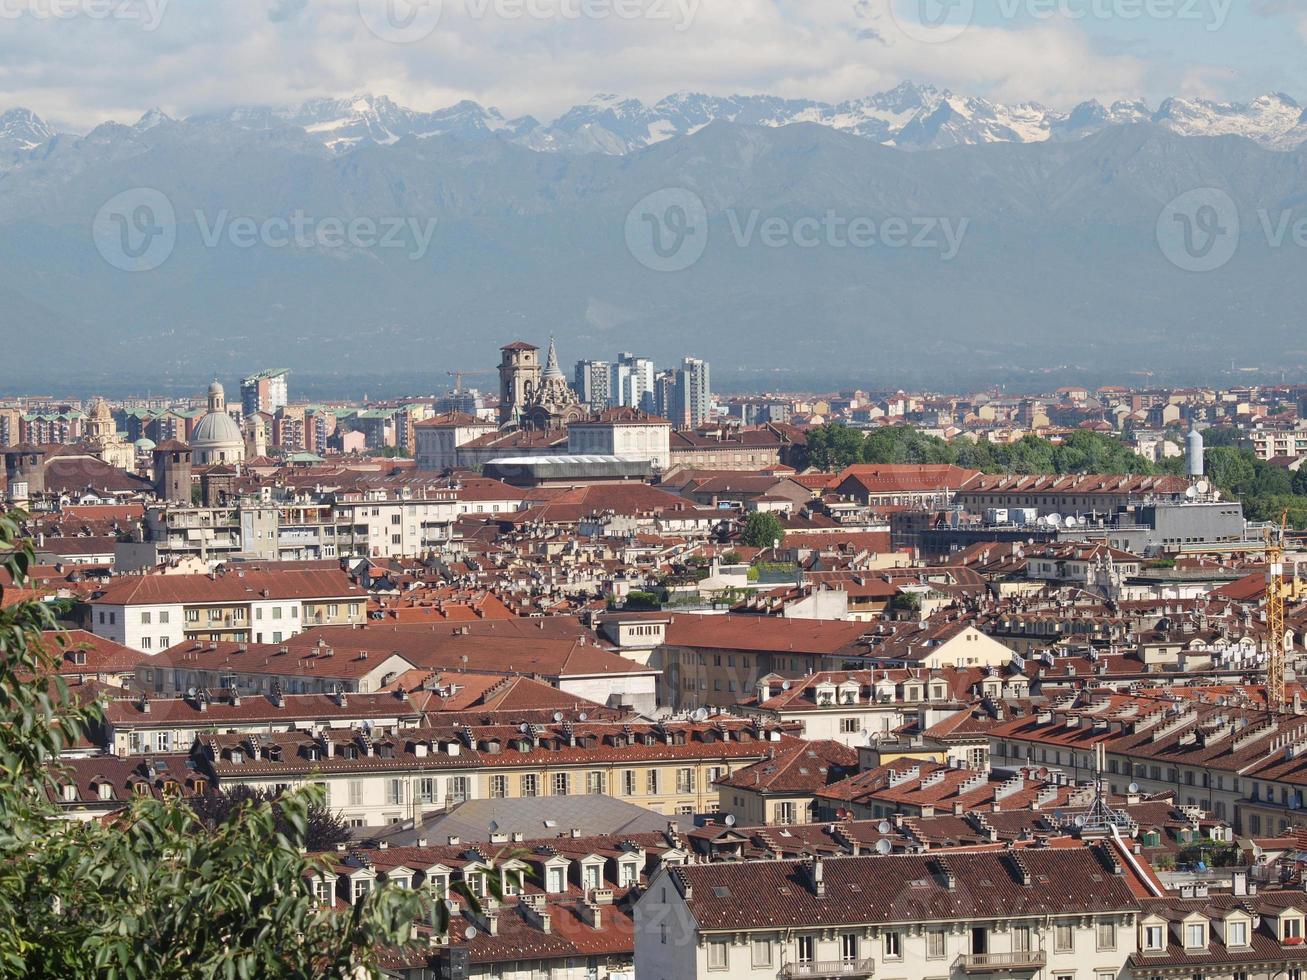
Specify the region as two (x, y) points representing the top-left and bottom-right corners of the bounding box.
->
(679, 356), (711, 427)
(573, 360), (612, 409)
(612, 352), (655, 411)
(240, 369), (289, 417)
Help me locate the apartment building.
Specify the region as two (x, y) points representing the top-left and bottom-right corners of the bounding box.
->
(199, 719), (791, 827)
(89, 568), (367, 653)
(634, 847), (1141, 980)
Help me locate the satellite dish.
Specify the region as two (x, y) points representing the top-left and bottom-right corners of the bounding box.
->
(1047, 514), (1063, 528)
(1196, 480), (1211, 495)
(553, 711), (563, 723)
(1185, 485), (1199, 499)
(878, 820), (891, 834)
(519, 723), (530, 734)
(444, 899), (458, 913)
(875, 839), (893, 855)
(186, 687), (197, 698)
(692, 707), (709, 722)
(578, 712), (588, 721)
(1127, 782), (1140, 795)
(465, 927), (477, 941)
(724, 814), (736, 826)
(781, 681), (791, 691)
(1074, 815), (1087, 828)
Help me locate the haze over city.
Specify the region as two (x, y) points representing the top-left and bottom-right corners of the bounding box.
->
(5, 3), (1307, 980)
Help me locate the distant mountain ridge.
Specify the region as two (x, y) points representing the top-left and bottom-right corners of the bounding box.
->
(5, 84), (1307, 164)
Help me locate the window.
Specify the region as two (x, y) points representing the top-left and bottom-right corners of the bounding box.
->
(546, 867), (565, 893)
(446, 777), (469, 804)
(776, 802), (797, 824)
(415, 778), (437, 804)
(347, 780), (363, 807)
(586, 771), (604, 795)
(552, 773), (569, 796)
(676, 768), (695, 794)
(351, 878), (371, 904)
(1228, 920), (1248, 947)
(1186, 922), (1206, 949)
(1144, 924), (1165, 951)
(1285, 918), (1303, 941)
(751, 938), (773, 968)
(647, 770), (659, 795)
(706, 940), (728, 971)
(1012, 926), (1031, 952)
(839, 934), (859, 963)
(141, 637), (152, 650)
(840, 718), (859, 734)
(159, 610), (169, 624)
(1055, 922), (1074, 951)
(386, 779), (405, 806)
(489, 775), (507, 799)
(1097, 920), (1116, 950)
(797, 935), (816, 965)
(154, 732), (170, 752)
(927, 929), (946, 959)
(312, 879), (333, 906)
(141, 611), (152, 625)
(883, 932), (902, 959)
(624, 770), (637, 796)
(521, 774), (538, 797)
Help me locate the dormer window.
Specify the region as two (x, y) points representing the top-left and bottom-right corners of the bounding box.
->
(546, 866), (566, 893)
(98, 782), (113, 801)
(1143, 924), (1165, 952)
(1227, 919), (1249, 947)
(1185, 921), (1208, 949)
(1284, 917), (1303, 942)
(62, 784), (77, 802)
(230, 750), (244, 764)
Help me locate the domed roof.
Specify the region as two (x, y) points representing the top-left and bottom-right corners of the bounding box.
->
(208, 379), (225, 397)
(134, 437), (156, 451)
(191, 410), (243, 449)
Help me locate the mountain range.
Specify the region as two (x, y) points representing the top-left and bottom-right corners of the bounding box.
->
(1, 105), (1305, 387)
(6, 84), (1307, 166)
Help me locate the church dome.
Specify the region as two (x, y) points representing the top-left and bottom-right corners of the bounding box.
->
(191, 411), (242, 450)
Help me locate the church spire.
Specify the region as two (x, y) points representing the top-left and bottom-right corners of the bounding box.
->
(542, 335), (564, 381)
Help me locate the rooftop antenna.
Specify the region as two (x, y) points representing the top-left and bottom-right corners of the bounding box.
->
(1079, 742), (1132, 838)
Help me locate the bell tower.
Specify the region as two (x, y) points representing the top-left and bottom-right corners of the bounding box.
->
(498, 341), (540, 425)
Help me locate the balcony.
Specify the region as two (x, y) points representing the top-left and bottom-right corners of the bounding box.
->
(779, 959), (875, 979)
(954, 951), (1047, 974)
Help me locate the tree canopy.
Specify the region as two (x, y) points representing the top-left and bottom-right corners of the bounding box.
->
(740, 511), (786, 549)
(0, 510), (427, 978)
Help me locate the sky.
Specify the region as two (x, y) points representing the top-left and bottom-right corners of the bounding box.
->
(1, 0), (1305, 130)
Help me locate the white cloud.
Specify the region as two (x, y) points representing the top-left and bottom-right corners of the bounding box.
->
(0, 0), (1282, 128)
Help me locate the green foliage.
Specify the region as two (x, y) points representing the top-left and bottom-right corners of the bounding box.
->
(721, 550), (742, 565)
(806, 425), (1157, 476)
(190, 784), (353, 852)
(891, 592), (922, 613)
(623, 590), (661, 609)
(0, 511), (427, 978)
(740, 511), (786, 549)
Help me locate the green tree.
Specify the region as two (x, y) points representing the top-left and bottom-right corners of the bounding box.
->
(805, 424), (866, 471)
(741, 511), (786, 549)
(190, 784), (353, 852)
(0, 511), (426, 978)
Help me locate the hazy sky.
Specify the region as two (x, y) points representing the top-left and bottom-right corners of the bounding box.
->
(3, 0), (1305, 129)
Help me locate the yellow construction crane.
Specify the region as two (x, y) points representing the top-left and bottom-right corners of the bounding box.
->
(1265, 510), (1306, 713)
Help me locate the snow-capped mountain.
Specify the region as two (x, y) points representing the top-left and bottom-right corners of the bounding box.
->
(188, 94), (538, 153)
(5, 86), (1307, 166)
(0, 107), (54, 154)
